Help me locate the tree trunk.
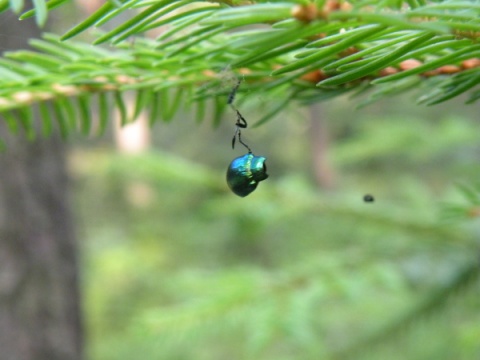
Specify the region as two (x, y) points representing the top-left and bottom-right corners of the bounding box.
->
(0, 13), (83, 360)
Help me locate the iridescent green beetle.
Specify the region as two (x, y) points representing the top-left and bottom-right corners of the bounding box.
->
(226, 153), (268, 197)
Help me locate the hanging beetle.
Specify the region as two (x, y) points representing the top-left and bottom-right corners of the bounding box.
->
(225, 78), (268, 196)
(226, 153), (268, 197)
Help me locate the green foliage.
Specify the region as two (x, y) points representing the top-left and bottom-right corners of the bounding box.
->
(78, 155), (480, 359)
(1, 0), (480, 137)
(74, 105), (480, 360)
(441, 182), (480, 221)
(0, 0), (57, 26)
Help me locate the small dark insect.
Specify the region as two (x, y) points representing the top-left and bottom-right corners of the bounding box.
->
(363, 194), (375, 203)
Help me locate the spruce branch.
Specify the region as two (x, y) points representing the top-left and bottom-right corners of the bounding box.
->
(0, 0), (479, 135)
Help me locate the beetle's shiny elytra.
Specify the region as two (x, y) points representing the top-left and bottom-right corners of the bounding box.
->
(226, 153), (268, 197)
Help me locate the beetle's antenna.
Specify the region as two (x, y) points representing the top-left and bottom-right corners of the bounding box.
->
(229, 78), (252, 153)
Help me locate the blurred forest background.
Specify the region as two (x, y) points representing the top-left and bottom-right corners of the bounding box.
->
(69, 93), (480, 360)
(74, 88), (480, 360)
(1, 1), (480, 360)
